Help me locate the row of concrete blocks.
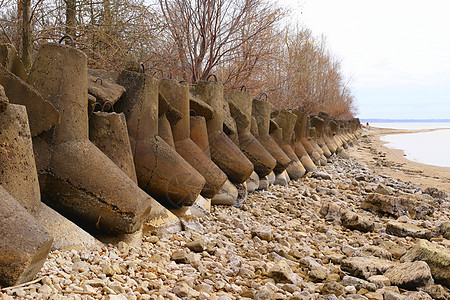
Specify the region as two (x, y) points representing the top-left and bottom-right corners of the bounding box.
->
(0, 42), (362, 287)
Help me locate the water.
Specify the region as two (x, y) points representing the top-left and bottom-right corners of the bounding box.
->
(371, 122), (450, 168)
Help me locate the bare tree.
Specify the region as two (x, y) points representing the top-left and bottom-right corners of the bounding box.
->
(158, 0), (284, 83)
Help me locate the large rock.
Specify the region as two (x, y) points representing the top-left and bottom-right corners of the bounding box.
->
(386, 221), (431, 239)
(341, 210), (375, 232)
(341, 256), (396, 279)
(401, 240), (450, 287)
(384, 261), (433, 290)
(362, 193), (434, 219)
(268, 260), (302, 285)
(0, 186), (53, 287)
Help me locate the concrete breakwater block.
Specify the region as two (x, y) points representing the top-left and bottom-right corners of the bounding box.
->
(310, 115), (332, 158)
(0, 104), (41, 215)
(89, 111), (138, 183)
(87, 74), (125, 106)
(116, 71), (205, 207)
(252, 99), (290, 174)
(226, 90), (276, 177)
(0, 186), (53, 287)
(270, 110), (306, 179)
(0, 67), (60, 137)
(27, 43), (154, 234)
(160, 79), (227, 199)
(0, 43), (28, 80)
(293, 110), (323, 165)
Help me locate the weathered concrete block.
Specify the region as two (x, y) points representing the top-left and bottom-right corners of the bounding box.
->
(27, 43), (154, 234)
(0, 84), (7, 113)
(88, 74), (125, 106)
(160, 79), (227, 198)
(0, 66), (60, 136)
(116, 70), (205, 207)
(0, 104), (40, 214)
(226, 90), (276, 177)
(0, 186), (53, 287)
(252, 99), (290, 174)
(89, 111), (138, 183)
(0, 43), (28, 80)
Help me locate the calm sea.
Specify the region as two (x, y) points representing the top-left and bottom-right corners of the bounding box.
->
(370, 122), (450, 168)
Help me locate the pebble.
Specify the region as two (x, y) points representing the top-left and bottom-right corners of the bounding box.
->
(6, 151), (447, 299)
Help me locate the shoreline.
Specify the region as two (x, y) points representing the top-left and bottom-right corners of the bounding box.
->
(347, 126), (450, 193)
(2, 132), (449, 299)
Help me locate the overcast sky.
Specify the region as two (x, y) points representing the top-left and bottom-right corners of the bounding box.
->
(282, 0), (450, 119)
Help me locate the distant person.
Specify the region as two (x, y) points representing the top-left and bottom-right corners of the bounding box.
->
(366, 122), (369, 127)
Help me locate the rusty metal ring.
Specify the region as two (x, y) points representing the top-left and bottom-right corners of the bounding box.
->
(207, 74), (218, 82)
(94, 102), (103, 112)
(189, 109), (197, 116)
(258, 92), (268, 102)
(240, 85), (246, 92)
(59, 35), (74, 47)
(102, 101), (114, 113)
(138, 63), (145, 73)
(95, 78), (103, 85)
(148, 67), (163, 78)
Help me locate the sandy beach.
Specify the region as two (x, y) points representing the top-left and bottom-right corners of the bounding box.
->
(348, 126), (450, 193)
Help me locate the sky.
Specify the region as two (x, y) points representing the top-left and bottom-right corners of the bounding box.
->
(280, 0), (450, 119)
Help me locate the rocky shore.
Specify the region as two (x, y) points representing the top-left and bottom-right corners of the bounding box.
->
(1, 134), (450, 300)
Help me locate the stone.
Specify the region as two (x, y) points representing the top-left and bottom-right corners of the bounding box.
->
(268, 260), (302, 285)
(311, 172), (332, 180)
(180, 215), (206, 233)
(186, 240), (206, 253)
(353, 245), (393, 260)
(384, 291), (407, 300)
(321, 281), (345, 296)
(171, 250), (191, 264)
(435, 222), (450, 239)
(384, 261), (433, 290)
(361, 193), (434, 219)
(274, 170), (290, 186)
(308, 266), (329, 281)
(423, 187), (447, 200)
(252, 227), (273, 241)
(404, 291), (433, 299)
(367, 275), (391, 289)
(341, 256), (396, 279)
(246, 171), (260, 192)
(386, 221), (431, 239)
(342, 275), (377, 292)
(365, 292), (383, 300)
(0, 186), (53, 287)
(423, 284), (449, 300)
(0, 43), (28, 80)
(401, 239), (450, 287)
(374, 184), (392, 195)
(211, 180), (238, 206)
(173, 282), (191, 298)
(341, 211), (375, 232)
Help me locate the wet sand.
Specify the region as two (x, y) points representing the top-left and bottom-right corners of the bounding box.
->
(347, 126), (450, 193)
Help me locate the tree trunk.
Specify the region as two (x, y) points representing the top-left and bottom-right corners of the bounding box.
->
(66, 0), (77, 37)
(21, 0), (32, 71)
